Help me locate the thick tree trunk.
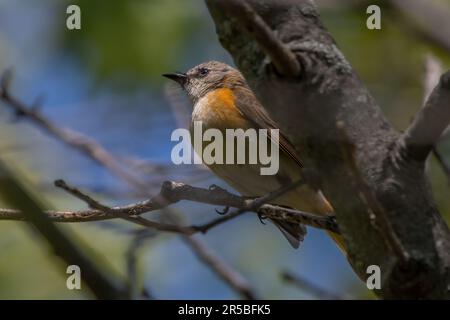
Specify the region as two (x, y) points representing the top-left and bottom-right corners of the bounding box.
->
(206, 0), (450, 299)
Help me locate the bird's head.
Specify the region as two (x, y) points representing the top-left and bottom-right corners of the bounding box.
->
(163, 61), (246, 103)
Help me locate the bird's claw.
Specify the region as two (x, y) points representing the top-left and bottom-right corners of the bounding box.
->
(215, 206), (230, 215)
(208, 184), (218, 191)
(257, 212), (267, 225)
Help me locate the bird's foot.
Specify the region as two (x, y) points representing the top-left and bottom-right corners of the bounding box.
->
(257, 212), (268, 225)
(215, 206), (230, 215)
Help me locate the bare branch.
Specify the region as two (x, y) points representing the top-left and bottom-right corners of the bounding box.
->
(397, 70), (450, 163)
(54, 179), (202, 235)
(55, 180), (255, 299)
(423, 55), (443, 104)
(0, 180), (339, 234)
(422, 55), (450, 183)
(281, 270), (345, 300)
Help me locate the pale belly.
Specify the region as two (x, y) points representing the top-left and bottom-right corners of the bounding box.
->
(209, 162), (283, 197)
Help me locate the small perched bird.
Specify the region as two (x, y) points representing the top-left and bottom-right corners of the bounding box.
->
(164, 61), (344, 251)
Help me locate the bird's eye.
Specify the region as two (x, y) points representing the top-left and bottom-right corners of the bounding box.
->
(198, 67), (209, 77)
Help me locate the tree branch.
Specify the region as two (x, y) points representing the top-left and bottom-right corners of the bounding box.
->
(422, 55), (450, 183)
(397, 70), (450, 163)
(206, 0), (450, 299)
(0, 179), (339, 234)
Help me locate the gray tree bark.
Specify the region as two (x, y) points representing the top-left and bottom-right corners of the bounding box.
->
(206, 0), (450, 299)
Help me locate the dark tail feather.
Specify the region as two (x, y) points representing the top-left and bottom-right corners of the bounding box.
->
(271, 219), (307, 249)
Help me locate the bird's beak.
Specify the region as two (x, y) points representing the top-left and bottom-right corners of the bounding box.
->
(162, 72), (188, 86)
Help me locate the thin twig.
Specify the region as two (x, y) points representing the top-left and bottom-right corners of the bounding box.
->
(0, 180), (339, 234)
(282, 270), (345, 300)
(53, 179), (198, 234)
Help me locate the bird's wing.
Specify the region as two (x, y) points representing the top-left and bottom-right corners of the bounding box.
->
(234, 88), (303, 168)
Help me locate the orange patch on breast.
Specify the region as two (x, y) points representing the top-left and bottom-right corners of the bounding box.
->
(207, 88), (236, 111)
(208, 88), (246, 125)
(194, 87), (250, 130)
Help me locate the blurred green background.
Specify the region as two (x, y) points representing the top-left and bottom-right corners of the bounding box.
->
(0, 0), (449, 299)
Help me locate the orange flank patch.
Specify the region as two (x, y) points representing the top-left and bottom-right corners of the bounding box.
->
(208, 88), (236, 110)
(203, 88), (248, 129)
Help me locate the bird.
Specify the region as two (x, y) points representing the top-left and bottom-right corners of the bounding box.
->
(163, 61), (344, 251)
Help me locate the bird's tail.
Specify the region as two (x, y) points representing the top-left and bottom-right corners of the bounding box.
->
(272, 218), (345, 252)
(271, 219), (307, 249)
(273, 187), (346, 253)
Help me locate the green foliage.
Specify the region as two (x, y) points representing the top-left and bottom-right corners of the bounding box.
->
(64, 0), (202, 85)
